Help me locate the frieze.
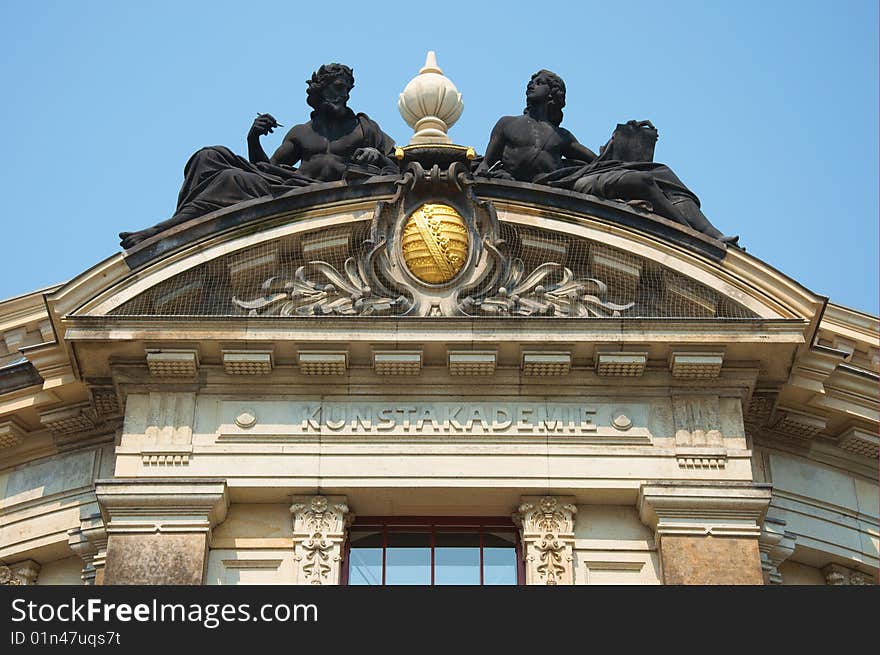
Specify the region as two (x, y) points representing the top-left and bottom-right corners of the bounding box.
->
(214, 398), (655, 444)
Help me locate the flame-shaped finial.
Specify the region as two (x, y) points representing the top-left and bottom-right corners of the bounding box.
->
(398, 51), (463, 145)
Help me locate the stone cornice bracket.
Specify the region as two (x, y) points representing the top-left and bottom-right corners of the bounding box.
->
(758, 517), (797, 584)
(790, 346), (846, 395)
(95, 478), (229, 546)
(514, 495), (577, 585)
(637, 482), (772, 540)
(290, 495), (352, 585)
(68, 511), (108, 585)
(0, 560), (40, 586)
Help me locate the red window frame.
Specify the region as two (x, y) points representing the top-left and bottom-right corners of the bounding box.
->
(342, 516), (525, 586)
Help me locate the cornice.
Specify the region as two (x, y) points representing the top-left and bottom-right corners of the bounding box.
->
(0, 284), (60, 333)
(95, 478), (229, 537)
(61, 315), (808, 344)
(121, 177), (400, 269)
(0, 359), (43, 396)
(822, 303), (879, 343)
(637, 481), (772, 537)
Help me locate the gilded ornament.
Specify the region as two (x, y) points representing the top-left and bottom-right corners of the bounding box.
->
(401, 203), (469, 284)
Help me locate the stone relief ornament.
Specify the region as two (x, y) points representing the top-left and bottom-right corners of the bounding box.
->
(233, 145), (636, 319)
(459, 261), (633, 317)
(823, 563), (877, 586)
(515, 495), (577, 585)
(290, 495), (352, 586)
(233, 257), (411, 317)
(0, 565), (22, 585)
(533, 534), (568, 585)
(298, 534), (335, 585)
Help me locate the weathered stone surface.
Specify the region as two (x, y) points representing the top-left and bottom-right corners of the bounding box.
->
(104, 533), (208, 585)
(659, 535), (763, 585)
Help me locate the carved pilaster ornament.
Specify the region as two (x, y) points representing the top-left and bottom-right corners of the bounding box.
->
(290, 495), (352, 585)
(0, 560), (40, 586)
(514, 495), (577, 585)
(0, 566), (22, 586)
(823, 563), (877, 586)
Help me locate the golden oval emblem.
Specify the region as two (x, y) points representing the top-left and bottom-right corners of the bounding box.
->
(401, 203), (469, 284)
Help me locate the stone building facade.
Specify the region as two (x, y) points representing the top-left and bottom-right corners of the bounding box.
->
(0, 171), (875, 586)
(0, 57), (877, 587)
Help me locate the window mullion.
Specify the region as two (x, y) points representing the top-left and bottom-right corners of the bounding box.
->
(479, 526), (485, 585)
(382, 525), (387, 586)
(430, 525), (436, 586)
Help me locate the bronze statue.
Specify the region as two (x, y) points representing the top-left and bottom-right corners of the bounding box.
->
(119, 64), (397, 249)
(476, 70), (737, 244)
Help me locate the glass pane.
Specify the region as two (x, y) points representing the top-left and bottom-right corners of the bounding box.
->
(348, 530), (382, 586)
(435, 532), (480, 585)
(484, 531), (517, 585)
(386, 532), (431, 585)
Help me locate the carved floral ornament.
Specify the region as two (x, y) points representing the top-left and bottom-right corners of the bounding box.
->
(290, 495), (351, 534)
(515, 495), (578, 586)
(290, 496), (352, 586)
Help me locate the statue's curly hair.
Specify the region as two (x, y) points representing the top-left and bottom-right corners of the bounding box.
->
(306, 63), (355, 110)
(524, 69), (566, 126)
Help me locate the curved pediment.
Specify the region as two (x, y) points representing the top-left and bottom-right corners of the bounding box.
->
(54, 177), (822, 324)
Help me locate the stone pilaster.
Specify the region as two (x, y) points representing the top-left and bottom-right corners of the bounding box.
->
(0, 560), (40, 585)
(514, 495), (577, 585)
(638, 482), (771, 585)
(758, 517), (797, 585)
(96, 478), (228, 585)
(289, 496), (352, 585)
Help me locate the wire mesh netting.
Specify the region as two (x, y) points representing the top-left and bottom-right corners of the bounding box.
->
(108, 222), (758, 319)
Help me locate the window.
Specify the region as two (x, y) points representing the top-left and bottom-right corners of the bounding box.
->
(344, 517), (523, 585)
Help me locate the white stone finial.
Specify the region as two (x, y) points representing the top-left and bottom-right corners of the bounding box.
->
(398, 51), (463, 145)
(420, 50), (442, 74)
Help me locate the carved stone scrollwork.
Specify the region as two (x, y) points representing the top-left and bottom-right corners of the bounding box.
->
(232, 154), (635, 319)
(514, 495), (577, 585)
(290, 495), (352, 585)
(232, 258), (411, 317)
(460, 261), (633, 317)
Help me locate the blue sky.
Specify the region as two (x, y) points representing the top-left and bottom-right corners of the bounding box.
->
(1, 1), (877, 313)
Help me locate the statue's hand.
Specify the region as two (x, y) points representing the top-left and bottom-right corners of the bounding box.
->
(352, 147), (381, 166)
(249, 113), (279, 138)
(476, 166), (515, 181)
